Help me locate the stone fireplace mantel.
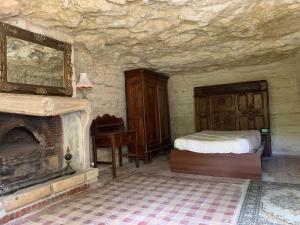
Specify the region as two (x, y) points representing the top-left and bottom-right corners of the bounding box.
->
(0, 93), (91, 117)
(0, 93), (93, 170)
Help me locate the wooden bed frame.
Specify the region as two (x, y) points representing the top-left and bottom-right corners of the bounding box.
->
(171, 145), (264, 180)
(170, 80), (271, 180)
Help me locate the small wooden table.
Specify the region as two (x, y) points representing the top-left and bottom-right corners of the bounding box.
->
(91, 114), (139, 178)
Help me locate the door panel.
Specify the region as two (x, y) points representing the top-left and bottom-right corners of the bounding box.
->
(128, 118), (146, 158)
(212, 111), (236, 130)
(157, 84), (171, 144)
(126, 78), (143, 117)
(238, 116), (248, 130)
(253, 93), (263, 109)
(254, 116), (265, 130)
(212, 95), (234, 110)
(195, 97), (210, 131)
(236, 92), (268, 130)
(211, 95), (235, 130)
(144, 81), (160, 147)
(238, 95), (247, 111)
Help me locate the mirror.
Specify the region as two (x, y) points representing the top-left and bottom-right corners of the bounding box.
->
(7, 36), (64, 87)
(0, 23), (73, 96)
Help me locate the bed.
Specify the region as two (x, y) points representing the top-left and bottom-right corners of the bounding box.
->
(170, 80), (271, 180)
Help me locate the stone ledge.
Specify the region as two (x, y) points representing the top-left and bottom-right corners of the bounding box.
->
(85, 168), (99, 182)
(0, 93), (92, 117)
(3, 186), (51, 212)
(0, 184), (90, 225)
(0, 168), (99, 223)
(52, 174), (85, 193)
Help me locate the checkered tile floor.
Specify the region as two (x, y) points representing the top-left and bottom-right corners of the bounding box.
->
(8, 170), (247, 225)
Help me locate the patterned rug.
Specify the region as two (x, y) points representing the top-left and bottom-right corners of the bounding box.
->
(237, 180), (300, 225)
(8, 172), (247, 225)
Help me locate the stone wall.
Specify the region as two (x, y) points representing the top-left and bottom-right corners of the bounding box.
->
(168, 55), (300, 155)
(296, 53), (300, 103)
(74, 47), (126, 163)
(2, 19), (126, 127)
(74, 48), (126, 119)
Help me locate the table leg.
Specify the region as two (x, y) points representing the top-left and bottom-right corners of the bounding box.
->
(118, 147), (123, 167)
(111, 139), (117, 179)
(135, 132), (139, 168)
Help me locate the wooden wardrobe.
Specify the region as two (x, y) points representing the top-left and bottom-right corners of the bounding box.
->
(125, 69), (171, 161)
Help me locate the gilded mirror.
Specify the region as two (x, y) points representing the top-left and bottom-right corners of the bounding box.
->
(0, 23), (73, 96)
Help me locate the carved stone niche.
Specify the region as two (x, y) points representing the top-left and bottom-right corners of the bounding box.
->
(0, 22), (73, 96)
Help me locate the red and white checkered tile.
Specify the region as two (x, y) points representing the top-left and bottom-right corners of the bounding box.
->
(8, 172), (245, 225)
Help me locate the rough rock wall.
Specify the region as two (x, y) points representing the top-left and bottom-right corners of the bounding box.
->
(1, 19), (126, 120)
(74, 47), (126, 163)
(2, 0), (300, 75)
(296, 53), (300, 104)
(74, 48), (126, 119)
(169, 55), (300, 154)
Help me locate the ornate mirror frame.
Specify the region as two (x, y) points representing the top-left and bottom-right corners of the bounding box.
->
(0, 22), (73, 96)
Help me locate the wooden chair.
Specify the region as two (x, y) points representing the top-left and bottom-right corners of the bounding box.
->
(91, 114), (139, 178)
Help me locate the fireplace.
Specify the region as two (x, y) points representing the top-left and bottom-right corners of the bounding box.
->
(0, 113), (66, 196)
(0, 93), (96, 223)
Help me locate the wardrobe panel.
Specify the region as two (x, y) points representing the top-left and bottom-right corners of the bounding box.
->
(128, 118), (146, 157)
(158, 84), (171, 144)
(126, 77), (143, 116)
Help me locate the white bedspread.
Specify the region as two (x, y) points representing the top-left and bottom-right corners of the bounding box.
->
(174, 130), (261, 154)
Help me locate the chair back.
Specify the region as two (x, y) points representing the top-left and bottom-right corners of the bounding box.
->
(91, 114), (125, 136)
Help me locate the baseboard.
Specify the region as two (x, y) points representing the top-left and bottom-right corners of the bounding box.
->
(272, 149), (300, 156)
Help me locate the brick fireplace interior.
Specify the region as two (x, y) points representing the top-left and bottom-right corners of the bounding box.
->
(0, 112), (64, 196)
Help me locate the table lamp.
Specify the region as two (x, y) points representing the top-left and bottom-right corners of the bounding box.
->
(76, 72), (94, 98)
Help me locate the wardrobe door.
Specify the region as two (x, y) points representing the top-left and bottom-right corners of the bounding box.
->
(144, 79), (160, 148)
(157, 81), (171, 145)
(211, 95), (236, 130)
(125, 74), (146, 158)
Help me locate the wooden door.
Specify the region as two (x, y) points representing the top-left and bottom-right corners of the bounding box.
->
(144, 79), (160, 148)
(157, 82), (171, 145)
(236, 92), (269, 130)
(211, 95), (236, 130)
(125, 75), (146, 158)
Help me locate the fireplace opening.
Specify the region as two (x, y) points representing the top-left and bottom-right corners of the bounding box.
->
(0, 113), (67, 196)
(2, 126), (41, 145)
(0, 126), (50, 183)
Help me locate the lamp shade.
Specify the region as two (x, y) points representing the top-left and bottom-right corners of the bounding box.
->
(76, 73), (94, 88)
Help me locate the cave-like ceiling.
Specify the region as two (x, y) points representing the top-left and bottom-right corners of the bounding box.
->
(1, 0), (300, 75)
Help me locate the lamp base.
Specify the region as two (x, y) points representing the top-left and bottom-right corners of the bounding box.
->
(82, 88), (88, 99)
(76, 88), (89, 99)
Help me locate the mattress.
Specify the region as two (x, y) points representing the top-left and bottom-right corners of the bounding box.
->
(174, 130), (261, 154)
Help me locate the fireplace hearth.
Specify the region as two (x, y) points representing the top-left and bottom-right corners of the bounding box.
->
(0, 112), (69, 196)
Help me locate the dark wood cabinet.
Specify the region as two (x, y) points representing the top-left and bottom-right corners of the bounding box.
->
(125, 69), (171, 160)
